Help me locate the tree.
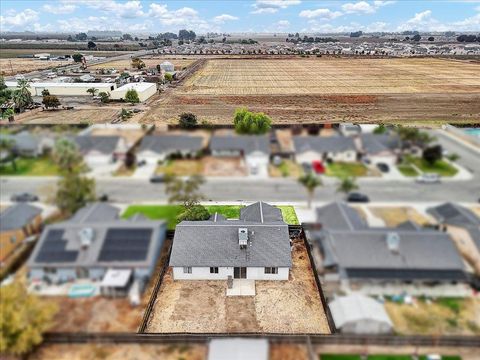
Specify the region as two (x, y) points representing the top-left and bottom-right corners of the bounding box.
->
(131, 57), (145, 69)
(164, 72), (173, 82)
(394, 126), (434, 149)
(75, 32), (88, 41)
(0, 76), (12, 104)
(373, 124), (387, 134)
(165, 174), (205, 209)
(42, 95), (60, 109)
(98, 91), (110, 103)
(122, 33), (133, 41)
(125, 89), (140, 104)
(12, 79), (32, 111)
(55, 171), (96, 216)
(0, 137), (17, 170)
(87, 41), (97, 49)
(72, 53), (83, 63)
(0, 282), (57, 356)
(336, 177), (359, 195)
(233, 108), (272, 135)
(177, 204), (211, 222)
(41, 88), (50, 97)
(422, 145), (443, 165)
(412, 34), (421, 41)
(52, 138), (84, 174)
(428, 36), (435, 41)
(298, 173), (322, 209)
(86, 87), (98, 97)
(1, 108), (14, 121)
(179, 112), (197, 129)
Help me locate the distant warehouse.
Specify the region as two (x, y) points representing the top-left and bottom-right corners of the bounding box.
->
(5, 81), (115, 97)
(110, 82), (156, 102)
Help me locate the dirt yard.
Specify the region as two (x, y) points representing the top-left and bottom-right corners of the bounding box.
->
(369, 206), (432, 227)
(139, 58), (480, 124)
(146, 239), (330, 334)
(30, 343), (206, 360)
(14, 108), (121, 124)
(156, 159), (205, 176)
(0, 58), (70, 76)
(89, 56), (195, 70)
(385, 297), (480, 335)
(202, 156), (248, 177)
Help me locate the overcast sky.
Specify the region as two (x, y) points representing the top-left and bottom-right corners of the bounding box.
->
(1, 0), (479, 34)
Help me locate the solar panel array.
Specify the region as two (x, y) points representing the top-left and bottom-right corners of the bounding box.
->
(35, 229), (79, 263)
(97, 228), (152, 262)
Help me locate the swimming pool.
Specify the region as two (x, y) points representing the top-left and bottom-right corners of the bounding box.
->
(464, 128), (480, 138)
(68, 284), (97, 298)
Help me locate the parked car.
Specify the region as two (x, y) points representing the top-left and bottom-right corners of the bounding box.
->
(150, 174), (165, 183)
(98, 194), (109, 202)
(312, 160), (325, 174)
(376, 162), (390, 173)
(347, 192), (370, 203)
(137, 159), (146, 167)
(416, 173), (441, 184)
(11, 192), (39, 202)
(302, 163), (312, 174)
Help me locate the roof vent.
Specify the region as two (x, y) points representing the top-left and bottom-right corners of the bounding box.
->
(386, 232), (400, 253)
(238, 228), (248, 249)
(79, 228), (95, 248)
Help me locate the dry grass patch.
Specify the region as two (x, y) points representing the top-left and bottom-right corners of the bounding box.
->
(146, 239), (330, 334)
(156, 159), (204, 176)
(31, 343), (207, 360)
(16, 108), (120, 124)
(270, 344), (309, 360)
(269, 160), (303, 178)
(385, 297), (480, 335)
(0, 58), (70, 76)
(202, 156), (247, 177)
(369, 206), (431, 227)
(89, 57), (195, 70)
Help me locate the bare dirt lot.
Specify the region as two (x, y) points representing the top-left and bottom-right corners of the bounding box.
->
(30, 343), (206, 360)
(146, 239), (330, 334)
(14, 108), (121, 124)
(0, 58), (71, 76)
(89, 56), (195, 71)
(140, 58), (480, 124)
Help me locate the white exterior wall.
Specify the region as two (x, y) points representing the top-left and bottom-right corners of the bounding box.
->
(296, 150), (322, 164)
(245, 151), (269, 177)
(6, 82), (115, 96)
(110, 83), (156, 102)
(172, 266), (289, 280)
(341, 319), (392, 334)
(328, 150), (357, 162)
(84, 152), (113, 168)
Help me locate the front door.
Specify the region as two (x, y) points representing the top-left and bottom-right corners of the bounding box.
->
(234, 267), (247, 279)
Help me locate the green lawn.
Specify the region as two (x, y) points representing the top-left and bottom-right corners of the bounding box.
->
(122, 204), (299, 229)
(0, 156), (59, 176)
(402, 155), (458, 177)
(325, 162), (368, 178)
(277, 206), (300, 225)
(397, 164), (419, 177)
(321, 356), (460, 360)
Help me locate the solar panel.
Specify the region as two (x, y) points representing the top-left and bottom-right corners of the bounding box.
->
(35, 229), (79, 263)
(97, 228), (152, 262)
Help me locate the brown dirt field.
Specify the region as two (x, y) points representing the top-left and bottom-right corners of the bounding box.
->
(0, 58), (70, 76)
(385, 297), (480, 335)
(270, 343), (309, 360)
(139, 58), (480, 124)
(369, 206), (432, 227)
(30, 343), (207, 360)
(146, 239), (330, 334)
(202, 156), (248, 177)
(14, 108), (120, 124)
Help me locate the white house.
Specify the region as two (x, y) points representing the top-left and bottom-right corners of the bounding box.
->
(137, 135), (204, 164)
(170, 202), (292, 281)
(110, 82), (157, 102)
(329, 294), (393, 334)
(358, 133), (401, 166)
(210, 135), (270, 177)
(160, 61), (175, 73)
(293, 136), (357, 164)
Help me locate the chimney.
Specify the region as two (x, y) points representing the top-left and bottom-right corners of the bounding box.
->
(386, 232), (400, 253)
(238, 228), (248, 249)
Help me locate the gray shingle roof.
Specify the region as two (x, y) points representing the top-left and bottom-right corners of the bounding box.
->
(68, 203), (119, 223)
(0, 132), (39, 153)
(293, 136), (356, 154)
(0, 204), (42, 232)
(139, 135), (203, 154)
(240, 201), (283, 223)
(170, 202), (291, 268)
(210, 135), (270, 155)
(427, 202), (480, 227)
(73, 136), (120, 154)
(360, 134), (401, 154)
(316, 201), (367, 231)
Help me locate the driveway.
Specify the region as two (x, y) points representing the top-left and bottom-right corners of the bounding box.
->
(132, 162), (156, 179)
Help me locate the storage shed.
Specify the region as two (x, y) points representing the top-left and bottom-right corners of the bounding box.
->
(110, 82), (156, 102)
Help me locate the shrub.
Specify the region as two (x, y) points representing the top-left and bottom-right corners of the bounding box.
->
(233, 108), (272, 135)
(125, 89), (140, 104)
(177, 205), (210, 222)
(178, 112), (197, 129)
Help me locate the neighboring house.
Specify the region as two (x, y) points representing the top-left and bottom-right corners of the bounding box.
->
(293, 136), (357, 164)
(137, 135), (204, 164)
(0, 132), (54, 157)
(309, 201), (469, 296)
(208, 338), (269, 360)
(339, 123), (361, 137)
(0, 204), (42, 265)
(329, 294), (393, 334)
(210, 135), (270, 177)
(358, 133), (401, 165)
(170, 202), (291, 280)
(28, 203), (166, 296)
(72, 135), (126, 167)
(427, 202), (480, 275)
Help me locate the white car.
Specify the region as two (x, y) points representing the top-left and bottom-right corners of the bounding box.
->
(416, 173), (441, 184)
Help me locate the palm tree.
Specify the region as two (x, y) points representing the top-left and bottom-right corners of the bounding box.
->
(298, 173), (322, 209)
(336, 176), (359, 196)
(12, 79), (32, 112)
(86, 87), (98, 97)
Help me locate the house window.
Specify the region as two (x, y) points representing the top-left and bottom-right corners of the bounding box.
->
(264, 267), (278, 274)
(210, 267), (219, 274)
(183, 267), (192, 274)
